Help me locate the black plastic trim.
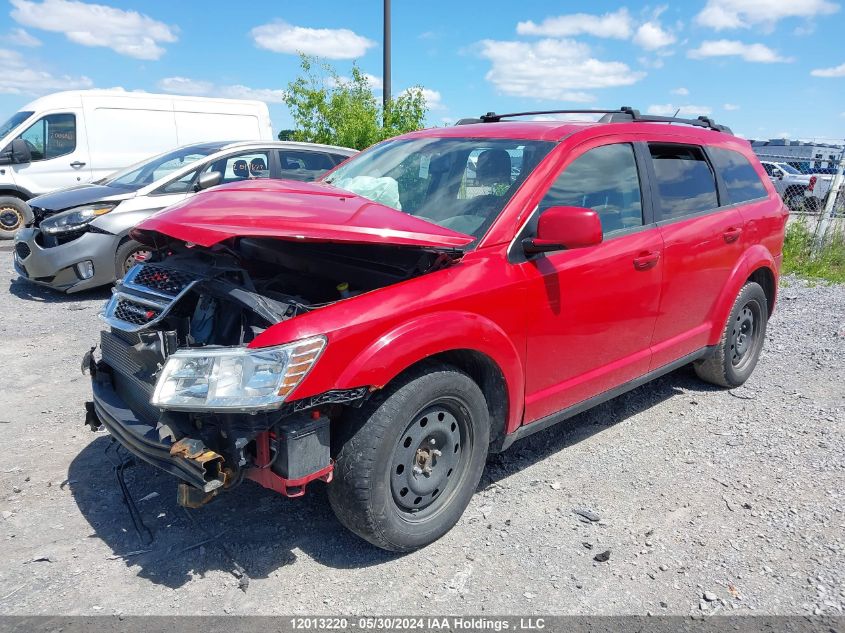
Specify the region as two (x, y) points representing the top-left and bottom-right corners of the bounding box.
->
(500, 346), (714, 451)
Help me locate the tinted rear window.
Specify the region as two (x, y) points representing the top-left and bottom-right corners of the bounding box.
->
(709, 148), (768, 204)
(649, 144), (719, 219)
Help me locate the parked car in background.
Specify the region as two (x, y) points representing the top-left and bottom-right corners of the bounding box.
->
(13, 140), (354, 292)
(85, 107), (786, 551)
(0, 90), (275, 238)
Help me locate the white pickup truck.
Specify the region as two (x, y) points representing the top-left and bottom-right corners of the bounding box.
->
(759, 160), (834, 211)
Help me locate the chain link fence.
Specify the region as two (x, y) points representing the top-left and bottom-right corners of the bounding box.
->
(752, 144), (845, 246)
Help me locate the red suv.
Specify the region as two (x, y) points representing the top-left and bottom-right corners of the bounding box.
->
(86, 108), (787, 551)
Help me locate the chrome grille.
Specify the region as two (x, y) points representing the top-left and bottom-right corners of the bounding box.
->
(125, 263), (199, 298)
(113, 296), (163, 326)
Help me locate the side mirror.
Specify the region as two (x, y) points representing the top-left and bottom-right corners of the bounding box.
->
(194, 170), (222, 192)
(0, 139), (31, 165)
(522, 206), (603, 255)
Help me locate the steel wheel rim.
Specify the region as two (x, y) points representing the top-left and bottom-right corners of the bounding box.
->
(0, 207), (22, 231)
(730, 300), (761, 370)
(390, 399), (472, 520)
(123, 249), (152, 274)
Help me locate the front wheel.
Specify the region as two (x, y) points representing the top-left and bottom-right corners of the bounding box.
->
(328, 363), (490, 552)
(114, 239), (153, 280)
(694, 281), (768, 388)
(0, 196), (30, 240)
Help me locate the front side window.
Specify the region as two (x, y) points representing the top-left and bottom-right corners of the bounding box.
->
(324, 138), (554, 239)
(202, 151), (271, 184)
(18, 113), (76, 161)
(649, 144), (718, 220)
(708, 147), (768, 204)
(539, 143), (643, 235)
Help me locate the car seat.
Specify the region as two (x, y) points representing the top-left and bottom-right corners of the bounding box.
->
(249, 157), (267, 178)
(232, 160), (249, 180)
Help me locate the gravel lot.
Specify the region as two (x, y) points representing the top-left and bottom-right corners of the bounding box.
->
(0, 245), (843, 617)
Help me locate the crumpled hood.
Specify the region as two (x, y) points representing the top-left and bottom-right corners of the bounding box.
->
(136, 180), (474, 249)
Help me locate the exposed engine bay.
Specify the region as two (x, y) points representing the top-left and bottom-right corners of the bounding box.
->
(87, 235), (459, 504)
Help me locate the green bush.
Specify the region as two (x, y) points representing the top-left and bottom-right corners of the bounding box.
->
(782, 218), (845, 283)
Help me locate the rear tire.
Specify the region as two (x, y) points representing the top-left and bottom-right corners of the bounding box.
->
(694, 281), (768, 388)
(0, 196), (30, 240)
(328, 363), (490, 552)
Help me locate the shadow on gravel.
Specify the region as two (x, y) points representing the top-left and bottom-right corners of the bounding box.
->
(68, 365), (721, 586)
(8, 278), (111, 303)
(481, 364), (722, 487)
(69, 435), (399, 588)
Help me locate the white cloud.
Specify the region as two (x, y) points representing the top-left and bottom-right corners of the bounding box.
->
(723, 103), (740, 110)
(811, 62), (845, 77)
(10, 0), (177, 60)
(6, 27), (41, 46)
(157, 76), (212, 96)
(0, 47), (92, 95)
(695, 0), (839, 30)
(638, 56), (665, 69)
(671, 87), (690, 96)
(479, 38), (645, 101)
(688, 40), (791, 63)
(633, 20), (677, 50)
(516, 9), (633, 39)
(401, 87), (444, 110)
(648, 103), (713, 116)
(157, 77), (287, 104)
(251, 21), (375, 59)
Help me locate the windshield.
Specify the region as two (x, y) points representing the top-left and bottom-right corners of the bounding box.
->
(104, 144), (225, 190)
(777, 163), (801, 175)
(0, 111), (34, 139)
(324, 137), (555, 238)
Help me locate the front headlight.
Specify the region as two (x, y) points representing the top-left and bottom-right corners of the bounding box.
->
(151, 336), (327, 411)
(41, 203), (117, 235)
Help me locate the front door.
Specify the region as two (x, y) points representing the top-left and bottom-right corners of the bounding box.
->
(11, 111), (91, 195)
(521, 142), (663, 423)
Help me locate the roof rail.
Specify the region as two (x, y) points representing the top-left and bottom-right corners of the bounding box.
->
(460, 106), (732, 134)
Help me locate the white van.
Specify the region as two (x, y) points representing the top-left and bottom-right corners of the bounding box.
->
(0, 90), (274, 238)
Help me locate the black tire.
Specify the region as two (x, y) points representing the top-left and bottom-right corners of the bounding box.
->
(328, 363), (490, 552)
(0, 196), (30, 240)
(782, 186), (805, 212)
(114, 239), (153, 279)
(694, 281), (768, 388)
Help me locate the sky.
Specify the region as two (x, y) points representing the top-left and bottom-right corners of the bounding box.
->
(1, 0), (844, 143)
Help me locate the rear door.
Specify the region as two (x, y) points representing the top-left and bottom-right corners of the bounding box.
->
(521, 141), (664, 422)
(278, 148), (339, 181)
(646, 143), (745, 369)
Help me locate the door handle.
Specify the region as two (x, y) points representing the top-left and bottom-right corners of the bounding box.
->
(633, 251), (660, 271)
(723, 227), (742, 243)
(70, 161), (86, 169)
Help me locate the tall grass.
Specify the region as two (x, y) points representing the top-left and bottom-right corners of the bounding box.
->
(782, 218), (845, 283)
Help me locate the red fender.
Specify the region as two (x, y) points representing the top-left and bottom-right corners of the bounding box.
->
(707, 245), (778, 346)
(334, 311), (525, 434)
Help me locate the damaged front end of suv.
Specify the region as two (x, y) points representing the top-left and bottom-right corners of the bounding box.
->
(84, 179), (473, 508)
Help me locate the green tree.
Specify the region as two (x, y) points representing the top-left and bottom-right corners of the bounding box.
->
(282, 55), (428, 150)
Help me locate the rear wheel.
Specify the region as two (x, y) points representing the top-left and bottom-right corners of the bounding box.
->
(0, 196), (29, 240)
(115, 239), (153, 280)
(694, 281), (768, 388)
(328, 363), (490, 552)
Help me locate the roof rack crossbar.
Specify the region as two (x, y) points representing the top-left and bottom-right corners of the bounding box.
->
(467, 106), (732, 133)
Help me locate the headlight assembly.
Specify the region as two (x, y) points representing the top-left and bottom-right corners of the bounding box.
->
(151, 336), (327, 411)
(40, 203), (117, 235)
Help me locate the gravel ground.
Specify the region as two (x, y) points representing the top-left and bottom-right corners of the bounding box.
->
(0, 246), (843, 617)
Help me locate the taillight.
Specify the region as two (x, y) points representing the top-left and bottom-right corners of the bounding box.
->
(808, 176), (817, 192)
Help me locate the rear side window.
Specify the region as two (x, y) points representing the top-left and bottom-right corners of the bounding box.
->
(279, 150), (336, 181)
(649, 144), (718, 220)
(539, 143), (643, 235)
(708, 148), (768, 204)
